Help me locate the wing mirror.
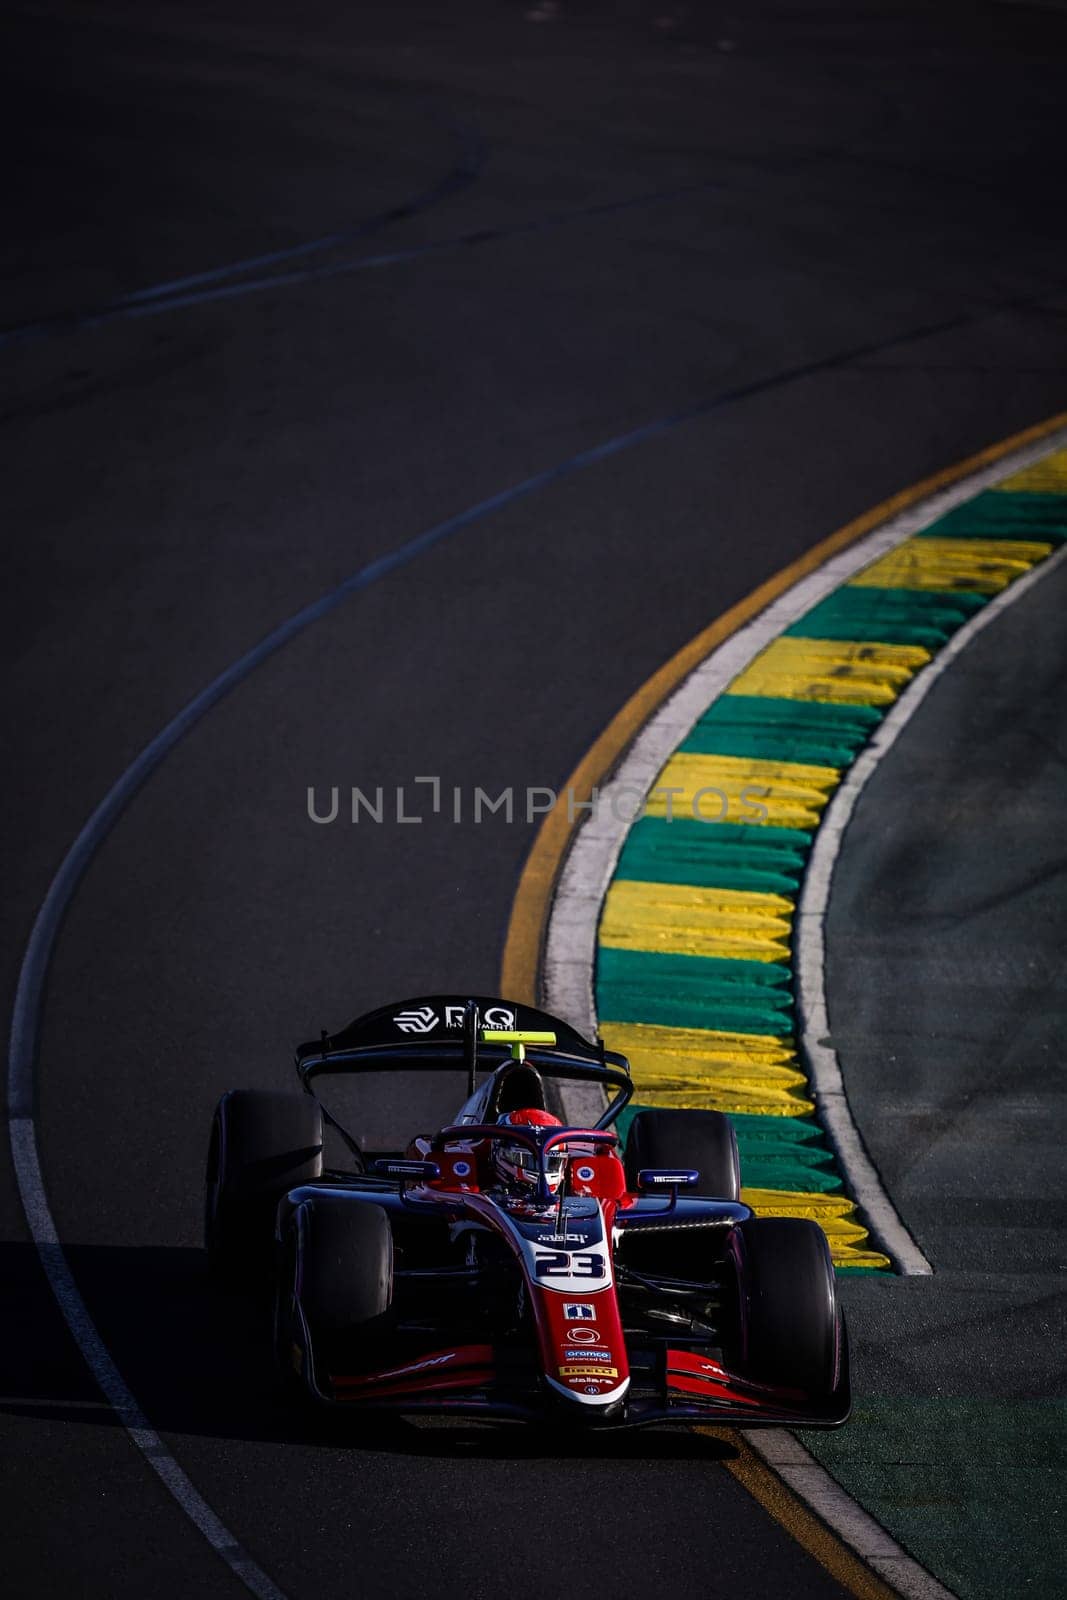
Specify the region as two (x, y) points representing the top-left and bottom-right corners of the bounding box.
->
(374, 1159), (440, 1182)
(636, 1168), (698, 1211)
(637, 1168), (699, 1190)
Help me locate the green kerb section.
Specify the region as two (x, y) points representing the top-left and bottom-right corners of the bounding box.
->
(920, 489), (1067, 541)
(680, 695), (880, 768)
(614, 816), (811, 894)
(786, 586), (985, 648)
(597, 947), (793, 1035)
(595, 460), (1065, 1285)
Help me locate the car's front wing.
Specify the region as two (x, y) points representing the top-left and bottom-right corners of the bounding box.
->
(317, 1339), (851, 1429)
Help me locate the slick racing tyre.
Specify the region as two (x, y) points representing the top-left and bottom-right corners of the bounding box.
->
(624, 1108), (741, 1201)
(729, 1217), (840, 1395)
(275, 1199), (393, 1395)
(205, 1089), (323, 1280)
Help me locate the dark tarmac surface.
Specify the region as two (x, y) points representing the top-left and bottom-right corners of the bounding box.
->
(815, 555), (1067, 1600)
(3, 1), (1067, 1595)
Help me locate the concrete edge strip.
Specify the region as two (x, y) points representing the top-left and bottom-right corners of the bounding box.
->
(746, 1429), (957, 1600)
(795, 535), (1067, 1271)
(547, 425), (1067, 1600)
(544, 422), (1067, 1247)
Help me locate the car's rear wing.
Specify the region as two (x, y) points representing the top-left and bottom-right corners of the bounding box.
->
(294, 995), (633, 1131)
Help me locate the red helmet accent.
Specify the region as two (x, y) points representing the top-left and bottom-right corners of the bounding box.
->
(501, 1109), (562, 1128)
(493, 1108), (566, 1194)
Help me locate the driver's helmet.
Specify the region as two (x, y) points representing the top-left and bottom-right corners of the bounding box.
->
(493, 1108), (566, 1194)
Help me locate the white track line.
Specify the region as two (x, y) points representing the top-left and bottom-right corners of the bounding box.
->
(795, 534), (1067, 1272)
(547, 426), (1067, 1600)
(752, 1431), (957, 1600)
(8, 1117), (288, 1600)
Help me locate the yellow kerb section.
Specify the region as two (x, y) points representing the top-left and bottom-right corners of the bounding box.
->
(599, 880), (792, 963)
(647, 750), (840, 830)
(850, 536), (1052, 594)
(994, 446), (1067, 493)
(598, 1021), (814, 1116)
(742, 1188), (891, 1269)
(724, 636), (929, 706)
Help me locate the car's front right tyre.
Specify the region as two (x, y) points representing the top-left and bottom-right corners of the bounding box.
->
(204, 1089), (324, 1282)
(274, 1198), (394, 1399)
(728, 1216), (841, 1395)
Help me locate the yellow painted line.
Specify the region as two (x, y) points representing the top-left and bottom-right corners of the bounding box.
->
(994, 445), (1067, 493)
(501, 410), (1067, 1004)
(599, 879), (792, 963)
(599, 1020), (814, 1116)
(850, 535), (1052, 594)
(699, 1430), (904, 1600)
(743, 1188), (891, 1270)
(647, 750), (840, 830)
(726, 636), (930, 706)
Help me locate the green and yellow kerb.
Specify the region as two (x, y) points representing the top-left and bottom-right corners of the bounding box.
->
(596, 450), (1067, 1271)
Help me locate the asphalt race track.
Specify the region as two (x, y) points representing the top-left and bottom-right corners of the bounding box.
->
(3, 2), (1067, 1596)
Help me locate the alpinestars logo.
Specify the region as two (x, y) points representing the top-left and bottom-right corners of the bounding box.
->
(394, 1006), (439, 1034)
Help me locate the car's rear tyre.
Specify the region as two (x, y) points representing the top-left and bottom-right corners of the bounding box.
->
(729, 1217), (840, 1394)
(624, 1108), (741, 1200)
(275, 1199), (393, 1395)
(205, 1089), (323, 1280)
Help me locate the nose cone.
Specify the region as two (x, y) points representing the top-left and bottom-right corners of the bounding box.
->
(545, 1370), (631, 1414)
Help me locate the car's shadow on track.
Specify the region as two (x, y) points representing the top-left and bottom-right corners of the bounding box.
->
(0, 1241), (737, 1462)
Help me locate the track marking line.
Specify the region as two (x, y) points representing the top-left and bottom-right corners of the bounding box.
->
(0, 105), (486, 349)
(795, 536), (1067, 1272)
(714, 1428), (958, 1600)
(1, 175), (724, 349)
(699, 1427), (923, 1600)
(8, 1117), (288, 1600)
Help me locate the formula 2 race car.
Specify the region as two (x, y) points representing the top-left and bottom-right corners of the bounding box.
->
(205, 996), (849, 1429)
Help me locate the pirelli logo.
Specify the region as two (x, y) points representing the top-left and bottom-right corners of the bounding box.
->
(559, 1364), (618, 1379)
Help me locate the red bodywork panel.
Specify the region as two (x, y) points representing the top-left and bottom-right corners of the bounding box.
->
(665, 1349), (807, 1409)
(461, 1190), (631, 1408)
